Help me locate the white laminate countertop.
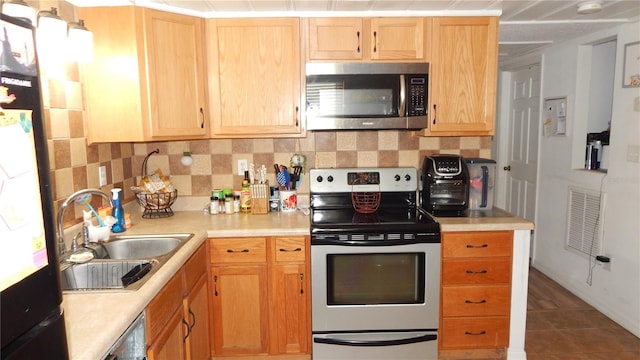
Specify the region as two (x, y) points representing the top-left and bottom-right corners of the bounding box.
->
(62, 207), (533, 359)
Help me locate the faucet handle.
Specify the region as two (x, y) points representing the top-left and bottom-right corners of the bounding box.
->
(72, 232), (82, 252)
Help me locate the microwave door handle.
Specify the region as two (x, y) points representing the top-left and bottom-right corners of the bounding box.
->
(399, 74), (406, 116)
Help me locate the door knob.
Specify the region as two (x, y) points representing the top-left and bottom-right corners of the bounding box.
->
(503, 165), (511, 171)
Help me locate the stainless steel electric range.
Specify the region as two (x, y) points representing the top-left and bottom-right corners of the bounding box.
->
(309, 167), (441, 360)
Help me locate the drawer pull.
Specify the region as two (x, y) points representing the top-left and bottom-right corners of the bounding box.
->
(226, 249), (250, 253)
(464, 299), (487, 304)
(465, 269), (488, 274)
(464, 330), (487, 336)
(466, 244), (488, 248)
(279, 247), (302, 252)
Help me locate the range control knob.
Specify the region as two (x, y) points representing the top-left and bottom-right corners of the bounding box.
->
(316, 176), (323, 183)
(327, 175), (334, 182)
(405, 174), (412, 181)
(394, 174), (401, 181)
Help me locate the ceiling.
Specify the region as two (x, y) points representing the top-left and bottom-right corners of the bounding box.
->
(71, 1), (640, 62)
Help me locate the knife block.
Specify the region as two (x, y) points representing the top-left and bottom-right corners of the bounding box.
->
(251, 183), (269, 214)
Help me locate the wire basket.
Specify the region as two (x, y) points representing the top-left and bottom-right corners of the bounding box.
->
(135, 189), (177, 219)
(351, 190), (381, 214)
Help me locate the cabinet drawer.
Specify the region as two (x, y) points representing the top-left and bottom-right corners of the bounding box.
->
(441, 317), (509, 349)
(210, 237), (267, 264)
(442, 231), (512, 258)
(442, 285), (510, 317)
(442, 258), (511, 285)
(274, 237), (306, 262)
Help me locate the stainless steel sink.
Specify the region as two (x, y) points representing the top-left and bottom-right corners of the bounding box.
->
(102, 237), (181, 259)
(61, 233), (194, 292)
(60, 260), (155, 292)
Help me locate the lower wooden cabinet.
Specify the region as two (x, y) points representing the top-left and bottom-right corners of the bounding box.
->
(147, 244), (210, 360)
(209, 236), (310, 356)
(147, 308), (186, 360)
(440, 231), (513, 351)
(211, 264), (270, 355)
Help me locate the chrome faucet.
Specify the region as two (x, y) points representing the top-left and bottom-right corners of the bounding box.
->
(57, 189), (113, 256)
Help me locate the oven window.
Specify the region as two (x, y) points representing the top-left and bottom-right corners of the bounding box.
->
(327, 253), (425, 305)
(306, 74), (400, 118)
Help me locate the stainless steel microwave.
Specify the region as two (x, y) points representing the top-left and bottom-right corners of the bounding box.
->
(305, 62), (428, 131)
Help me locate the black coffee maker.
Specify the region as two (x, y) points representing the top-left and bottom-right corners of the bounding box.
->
(420, 154), (470, 213)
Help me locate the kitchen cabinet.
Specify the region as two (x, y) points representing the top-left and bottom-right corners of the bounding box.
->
(209, 236), (310, 356)
(269, 237), (309, 354)
(182, 245), (210, 360)
(440, 231), (512, 350)
(305, 17), (426, 61)
(210, 237), (269, 355)
(205, 18), (303, 138)
(78, 6), (208, 143)
(146, 273), (185, 360)
(419, 16), (498, 136)
(147, 244), (210, 360)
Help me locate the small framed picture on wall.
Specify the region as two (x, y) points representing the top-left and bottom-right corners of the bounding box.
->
(622, 41), (640, 88)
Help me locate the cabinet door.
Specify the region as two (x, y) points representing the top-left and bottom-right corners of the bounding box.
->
(145, 9), (208, 138)
(211, 265), (269, 355)
(147, 308), (187, 360)
(425, 17), (498, 136)
(271, 263), (308, 354)
(184, 275), (210, 360)
(207, 18), (302, 137)
(78, 7), (207, 143)
(307, 18), (364, 60)
(370, 17), (425, 60)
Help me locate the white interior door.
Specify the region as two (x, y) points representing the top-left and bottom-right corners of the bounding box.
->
(504, 65), (541, 222)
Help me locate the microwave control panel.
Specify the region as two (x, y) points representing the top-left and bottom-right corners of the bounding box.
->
(407, 75), (427, 116)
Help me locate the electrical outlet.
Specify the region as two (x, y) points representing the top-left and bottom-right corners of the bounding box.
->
(596, 254), (612, 272)
(98, 166), (107, 187)
(237, 159), (248, 176)
(634, 96), (640, 112)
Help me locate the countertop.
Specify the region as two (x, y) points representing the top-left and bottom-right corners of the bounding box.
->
(62, 207), (533, 359)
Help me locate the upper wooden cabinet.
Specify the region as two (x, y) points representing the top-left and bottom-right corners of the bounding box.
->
(206, 18), (303, 138)
(419, 17), (499, 136)
(305, 17), (426, 61)
(78, 7), (208, 143)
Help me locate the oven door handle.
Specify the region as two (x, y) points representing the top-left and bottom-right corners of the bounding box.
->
(311, 237), (439, 246)
(313, 333), (437, 347)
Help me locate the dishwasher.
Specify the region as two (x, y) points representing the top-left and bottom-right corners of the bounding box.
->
(102, 312), (146, 360)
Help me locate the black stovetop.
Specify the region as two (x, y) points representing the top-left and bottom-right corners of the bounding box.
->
(310, 193), (440, 236)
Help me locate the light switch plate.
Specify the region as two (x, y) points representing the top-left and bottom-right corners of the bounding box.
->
(238, 159), (248, 176)
(98, 166), (107, 186)
(634, 96), (640, 112)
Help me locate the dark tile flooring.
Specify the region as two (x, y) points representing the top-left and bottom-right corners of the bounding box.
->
(525, 267), (640, 359)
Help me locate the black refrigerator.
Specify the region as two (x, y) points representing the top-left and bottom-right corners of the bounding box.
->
(0, 14), (69, 360)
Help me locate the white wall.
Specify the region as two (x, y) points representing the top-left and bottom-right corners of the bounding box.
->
(533, 21), (640, 337)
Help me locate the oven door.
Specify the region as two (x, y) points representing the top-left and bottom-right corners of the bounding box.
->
(311, 241), (440, 332)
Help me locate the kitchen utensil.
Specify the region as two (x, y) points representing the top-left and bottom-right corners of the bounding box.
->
(276, 165), (290, 190)
(289, 166), (301, 190)
(75, 193), (105, 227)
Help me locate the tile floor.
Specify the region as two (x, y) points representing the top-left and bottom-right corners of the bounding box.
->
(525, 267), (640, 360)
